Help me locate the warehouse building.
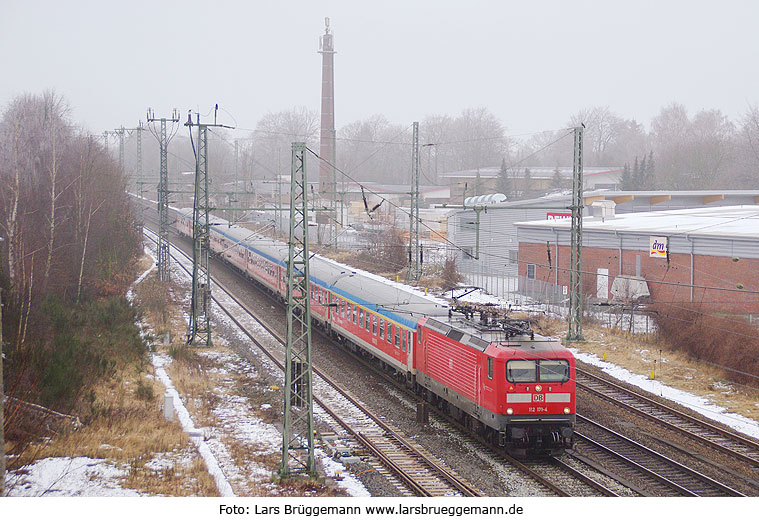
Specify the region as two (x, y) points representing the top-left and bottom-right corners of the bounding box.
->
(515, 205), (759, 316)
(446, 190), (759, 279)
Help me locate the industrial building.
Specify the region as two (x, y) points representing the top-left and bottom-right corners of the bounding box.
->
(515, 205), (759, 317)
(446, 190), (759, 280)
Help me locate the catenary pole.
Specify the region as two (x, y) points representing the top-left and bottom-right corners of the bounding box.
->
(279, 142), (317, 479)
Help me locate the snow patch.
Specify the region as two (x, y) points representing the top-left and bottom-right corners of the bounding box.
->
(573, 350), (759, 439)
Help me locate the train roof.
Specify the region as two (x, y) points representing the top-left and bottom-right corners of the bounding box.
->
(178, 209), (450, 329)
(175, 207), (568, 351)
(424, 314), (567, 352)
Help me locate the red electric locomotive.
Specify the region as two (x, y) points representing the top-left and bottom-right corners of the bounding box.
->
(417, 311), (575, 456)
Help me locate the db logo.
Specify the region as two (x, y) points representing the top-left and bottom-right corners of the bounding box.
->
(532, 394), (545, 403)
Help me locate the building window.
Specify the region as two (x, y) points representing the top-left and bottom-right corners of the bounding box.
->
(508, 250), (518, 265)
(462, 246), (474, 260)
(527, 263), (536, 280)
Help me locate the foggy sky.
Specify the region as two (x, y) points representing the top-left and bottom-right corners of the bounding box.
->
(2, 0), (758, 137)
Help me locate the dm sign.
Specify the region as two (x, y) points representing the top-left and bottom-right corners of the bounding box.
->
(650, 236), (668, 258)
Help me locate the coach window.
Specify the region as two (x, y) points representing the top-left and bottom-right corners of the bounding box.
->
(487, 357), (493, 379)
(359, 309), (364, 328)
(379, 319), (385, 339)
(506, 359), (537, 383)
(394, 326), (401, 348)
(387, 323), (393, 343)
(353, 304), (357, 324)
(538, 359), (570, 383)
(372, 314), (377, 335)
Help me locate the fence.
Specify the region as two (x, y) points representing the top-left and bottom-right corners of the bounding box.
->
(459, 272), (656, 335)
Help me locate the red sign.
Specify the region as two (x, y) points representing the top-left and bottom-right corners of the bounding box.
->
(546, 212), (571, 220)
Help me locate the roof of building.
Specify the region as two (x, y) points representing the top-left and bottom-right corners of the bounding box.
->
(517, 205), (759, 239)
(582, 189), (759, 205)
(439, 166), (622, 179)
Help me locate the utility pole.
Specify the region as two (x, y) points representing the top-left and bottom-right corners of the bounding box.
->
(185, 108), (234, 346)
(279, 142), (317, 480)
(0, 236), (5, 497)
(566, 125), (585, 343)
(331, 128), (338, 247)
(147, 109), (180, 282)
(108, 124), (144, 176)
(117, 126), (125, 172)
(408, 121), (421, 281)
(233, 139), (239, 222)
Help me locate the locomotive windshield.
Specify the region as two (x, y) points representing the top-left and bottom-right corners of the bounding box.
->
(538, 359), (570, 382)
(506, 360), (536, 382)
(506, 359), (570, 383)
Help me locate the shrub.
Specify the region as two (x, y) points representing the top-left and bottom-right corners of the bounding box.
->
(441, 257), (464, 291)
(652, 303), (759, 387)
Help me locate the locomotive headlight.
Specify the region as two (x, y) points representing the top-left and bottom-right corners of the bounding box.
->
(506, 408), (513, 415)
(563, 407), (571, 414)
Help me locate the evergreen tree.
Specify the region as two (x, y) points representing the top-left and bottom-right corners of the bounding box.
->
(620, 162), (633, 190)
(523, 168), (532, 198)
(496, 158), (511, 197)
(551, 166), (563, 189)
(645, 150), (655, 189)
(632, 156), (640, 189)
(639, 156), (647, 189)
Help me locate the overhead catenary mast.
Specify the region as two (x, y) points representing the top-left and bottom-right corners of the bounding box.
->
(279, 142), (317, 479)
(185, 106), (234, 346)
(566, 125), (585, 343)
(146, 109), (181, 282)
(408, 121), (421, 281)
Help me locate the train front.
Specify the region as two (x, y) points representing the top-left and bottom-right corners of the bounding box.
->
(492, 338), (576, 457)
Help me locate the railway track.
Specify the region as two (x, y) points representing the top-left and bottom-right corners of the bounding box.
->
(576, 367), (759, 467)
(142, 227), (479, 497)
(336, 349), (619, 497)
(574, 415), (744, 496)
(520, 457), (619, 497)
(139, 208), (752, 496)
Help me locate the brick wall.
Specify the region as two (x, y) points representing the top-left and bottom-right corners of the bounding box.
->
(518, 241), (759, 315)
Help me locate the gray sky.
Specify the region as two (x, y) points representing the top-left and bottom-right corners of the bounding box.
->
(2, 0), (758, 137)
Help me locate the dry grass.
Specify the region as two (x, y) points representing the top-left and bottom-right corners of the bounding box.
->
(14, 265), (220, 496)
(16, 359), (218, 496)
(132, 272), (189, 339)
(124, 455), (219, 497)
(534, 314), (759, 424)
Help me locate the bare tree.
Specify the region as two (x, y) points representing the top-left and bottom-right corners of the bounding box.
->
(252, 106), (319, 176)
